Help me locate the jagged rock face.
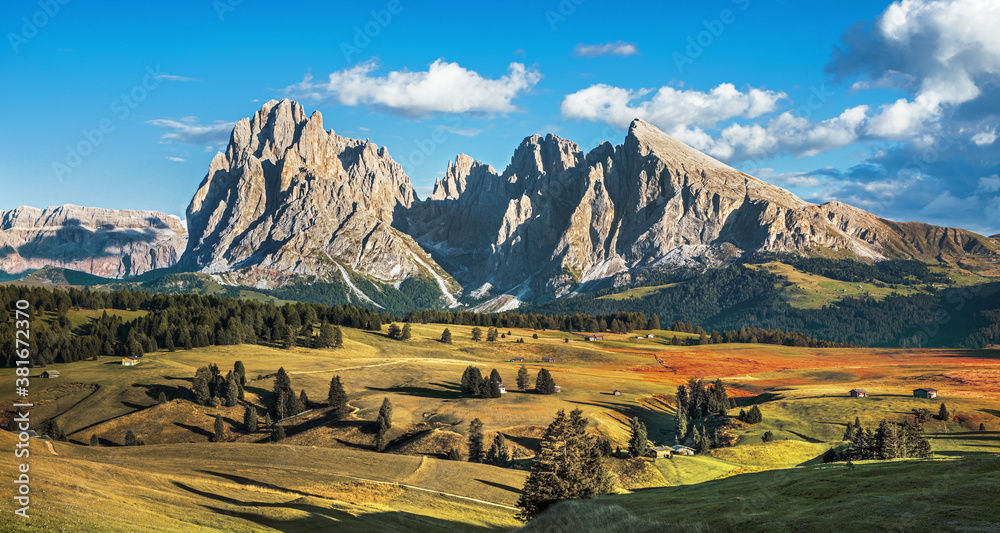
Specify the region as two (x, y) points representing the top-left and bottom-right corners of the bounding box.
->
(182, 99), (458, 296)
(0, 205), (186, 278)
(410, 119), (996, 301)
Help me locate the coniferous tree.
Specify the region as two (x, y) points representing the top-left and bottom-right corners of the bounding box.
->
(938, 402), (950, 422)
(486, 327), (498, 342)
(649, 314), (661, 330)
(468, 418), (486, 463)
(377, 397), (393, 430)
(387, 323), (402, 340)
(471, 327), (482, 341)
(90, 434), (99, 447)
(400, 323), (411, 341)
(333, 325), (343, 348)
(536, 368), (557, 394)
(486, 433), (512, 467)
(192, 367), (211, 405)
(628, 416), (649, 458)
(272, 425), (285, 442)
(441, 328), (453, 344)
(516, 409), (612, 521)
(328, 375), (349, 417)
(157, 391), (167, 405)
(124, 429), (139, 447)
(234, 360), (247, 386)
(263, 413), (272, 426)
(447, 448), (461, 461)
(299, 389), (310, 409)
(516, 365), (529, 392)
(213, 414), (226, 442)
(762, 430), (774, 443)
(980, 422), (987, 431)
(225, 373), (239, 407)
(674, 410), (688, 442)
(244, 405), (258, 433)
(271, 367), (294, 419)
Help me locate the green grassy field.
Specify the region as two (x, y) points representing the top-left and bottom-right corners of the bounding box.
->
(2, 315), (1000, 531)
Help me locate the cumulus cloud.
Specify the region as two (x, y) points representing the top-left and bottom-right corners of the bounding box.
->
(971, 128), (997, 146)
(827, 0), (1000, 139)
(147, 118), (236, 146)
(977, 174), (1000, 193)
(561, 82), (784, 131)
(283, 59), (541, 116)
(574, 41), (640, 57)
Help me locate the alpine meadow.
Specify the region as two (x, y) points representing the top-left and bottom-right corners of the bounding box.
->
(3, 1), (1000, 531)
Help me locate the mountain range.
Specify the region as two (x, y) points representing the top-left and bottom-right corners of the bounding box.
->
(2, 99), (997, 309)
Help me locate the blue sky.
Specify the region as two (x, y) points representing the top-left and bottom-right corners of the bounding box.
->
(2, 0), (999, 235)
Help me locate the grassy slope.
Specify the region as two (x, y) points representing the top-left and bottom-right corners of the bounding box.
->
(3, 323), (1000, 531)
(522, 454), (1000, 533)
(0, 432), (523, 532)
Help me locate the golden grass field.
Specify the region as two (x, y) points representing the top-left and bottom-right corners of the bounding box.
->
(1, 312), (1000, 531)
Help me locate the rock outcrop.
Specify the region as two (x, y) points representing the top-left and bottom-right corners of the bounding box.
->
(0, 205), (186, 278)
(180, 99), (460, 302)
(408, 119), (998, 301)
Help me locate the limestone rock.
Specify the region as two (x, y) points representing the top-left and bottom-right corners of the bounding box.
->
(0, 204), (186, 277)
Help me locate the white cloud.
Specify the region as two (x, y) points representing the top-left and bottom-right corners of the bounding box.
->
(435, 125), (482, 137)
(561, 82), (785, 131)
(165, 156), (186, 162)
(574, 41), (640, 57)
(920, 189), (972, 215)
(977, 174), (1000, 193)
(752, 168), (826, 188)
(147, 118), (236, 146)
(972, 129), (998, 146)
(831, 0), (1000, 139)
(153, 74), (200, 82)
(283, 59), (541, 116)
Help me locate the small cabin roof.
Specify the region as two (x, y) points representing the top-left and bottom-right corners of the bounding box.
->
(915, 387), (938, 392)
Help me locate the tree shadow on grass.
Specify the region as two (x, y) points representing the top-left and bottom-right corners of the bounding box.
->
(174, 422), (212, 439)
(786, 430), (823, 444)
(132, 382), (190, 402)
(474, 478), (521, 495)
(365, 385), (463, 400)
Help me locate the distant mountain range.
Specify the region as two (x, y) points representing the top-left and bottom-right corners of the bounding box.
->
(2, 99), (997, 310)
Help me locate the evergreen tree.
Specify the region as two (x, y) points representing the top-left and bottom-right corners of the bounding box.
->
(536, 368), (557, 394)
(299, 389), (310, 409)
(516, 365), (529, 391)
(486, 433), (512, 467)
(468, 418), (486, 463)
(674, 410), (688, 442)
(762, 430), (774, 443)
(328, 375), (348, 417)
(213, 414), (226, 442)
(649, 314), (661, 330)
(157, 391), (167, 405)
(317, 322), (335, 348)
(447, 448), (461, 461)
(192, 368), (211, 405)
(486, 327), (498, 342)
(676, 384), (689, 415)
(225, 373), (239, 407)
(234, 360), (247, 386)
(516, 409), (612, 521)
(90, 434), (99, 446)
(980, 422), (987, 431)
(377, 397), (393, 430)
(461, 366), (484, 396)
(471, 327), (482, 341)
(628, 416), (649, 458)
(938, 402), (950, 422)
(271, 367), (294, 419)
(333, 325), (343, 348)
(375, 430), (387, 452)
(387, 323), (402, 340)
(124, 429), (139, 446)
(400, 323), (411, 341)
(244, 405), (258, 433)
(441, 328), (453, 344)
(272, 425), (285, 442)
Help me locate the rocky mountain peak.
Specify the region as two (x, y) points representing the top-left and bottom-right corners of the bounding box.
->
(507, 133), (583, 182)
(0, 204), (186, 278)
